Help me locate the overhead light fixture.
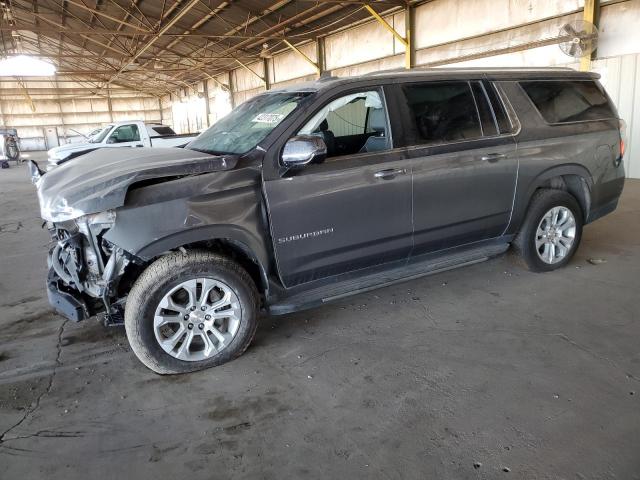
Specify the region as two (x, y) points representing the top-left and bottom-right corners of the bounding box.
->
(0, 55), (56, 76)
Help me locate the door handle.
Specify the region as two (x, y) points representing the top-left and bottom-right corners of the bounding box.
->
(374, 168), (407, 179)
(135, 144), (144, 147)
(480, 153), (506, 162)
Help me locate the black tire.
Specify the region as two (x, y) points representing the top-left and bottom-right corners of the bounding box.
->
(124, 250), (259, 374)
(513, 189), (583, 272)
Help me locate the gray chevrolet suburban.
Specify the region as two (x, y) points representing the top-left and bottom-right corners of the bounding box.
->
(30, 67), (625, 374)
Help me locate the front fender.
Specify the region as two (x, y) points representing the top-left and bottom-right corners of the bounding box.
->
(135, 224), (269, 270)
(102, 167), (272, 281)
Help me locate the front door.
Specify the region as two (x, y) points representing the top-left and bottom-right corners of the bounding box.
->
(106, 123), (144, 148)
(392, 80), (518, 256)
(263, 88), (413, 287)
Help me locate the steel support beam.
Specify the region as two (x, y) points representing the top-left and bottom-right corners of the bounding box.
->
(263, 58), (271, 90)
(107, 87), (114, 121)
(105, 0), (201, 88)
(166, 2), (330, 85)
(405, 5), (415, 69)
(1, 26), (319, 41)
(283, 39), (320, 75)
(316, 37), (325, 74)
(421, 33), (591, 68)
(228, 71), (235, 109)
(580, 0), (599, 71)
(364, 4), (410, 69)
(202, 79), (211, 126)
(206, 75), (230, 92)
(16, 79), (37, 112)
(234, 58), (266, 84)
(62, 0), (151, 32)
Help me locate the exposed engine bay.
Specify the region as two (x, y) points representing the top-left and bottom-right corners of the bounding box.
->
(47, 211), (132, 325)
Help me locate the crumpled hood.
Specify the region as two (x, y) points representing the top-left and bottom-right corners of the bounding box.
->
(35, 147), (236, 222)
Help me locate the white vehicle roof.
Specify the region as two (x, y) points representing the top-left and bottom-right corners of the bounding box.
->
(94, 120), (175, 137)
(98, 121), (177, 137)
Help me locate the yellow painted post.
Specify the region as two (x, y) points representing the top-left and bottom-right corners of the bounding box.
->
(405, 6), (414, 69)
(364, 4), (410, 68)
(580, 0), (596, 71)
(283, 39), (321, 74)
(234, 58), (266, 85)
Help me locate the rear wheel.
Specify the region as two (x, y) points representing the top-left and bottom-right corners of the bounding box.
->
(514, 189), (583, 272)
(125, 250), (259, 374)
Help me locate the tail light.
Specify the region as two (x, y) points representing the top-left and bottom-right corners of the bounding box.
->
(619, 119), (627, 159)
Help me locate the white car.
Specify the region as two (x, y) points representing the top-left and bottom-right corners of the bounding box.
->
(47, 121), (198, 170)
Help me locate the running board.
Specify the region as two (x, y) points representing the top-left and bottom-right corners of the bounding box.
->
(267, 242), (509, 315)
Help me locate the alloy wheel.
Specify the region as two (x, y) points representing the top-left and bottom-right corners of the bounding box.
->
(535, 206), (577, 264)
(153, 278), (242, 361)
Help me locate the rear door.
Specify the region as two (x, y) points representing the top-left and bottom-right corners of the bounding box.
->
(263, 87), (413, 287)
(392, 80), (518, 256)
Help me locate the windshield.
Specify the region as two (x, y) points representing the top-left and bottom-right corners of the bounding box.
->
(90, 125), (113, 143)
(186, 91), (311, 155)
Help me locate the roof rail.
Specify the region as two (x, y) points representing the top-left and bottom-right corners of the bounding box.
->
(362, 65), (576, 76)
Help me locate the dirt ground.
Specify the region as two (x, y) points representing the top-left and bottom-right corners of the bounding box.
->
(1, 153), (639, 479)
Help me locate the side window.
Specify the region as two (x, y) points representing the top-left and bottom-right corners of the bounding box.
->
(484, 82), (512, 134)
(109, 124), (140, 143)
(298, 90), (390, 158)
(400, 81), (482, 146)
(520, 80), (616, 123)
(152, 126), (176, 135)
(470, 82), (498, 137)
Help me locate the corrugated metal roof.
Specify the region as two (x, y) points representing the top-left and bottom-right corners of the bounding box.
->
(0, 0), (405, 96)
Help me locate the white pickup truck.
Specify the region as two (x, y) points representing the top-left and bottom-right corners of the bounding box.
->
(47, 120), (198, 170)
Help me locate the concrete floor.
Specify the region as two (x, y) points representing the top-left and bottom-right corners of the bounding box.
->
(0, 153), (639, 479)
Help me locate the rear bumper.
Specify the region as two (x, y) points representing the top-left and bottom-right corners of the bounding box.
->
(586, 197), (619, 223)
(47, 268), (90, 322)
(586, 176), (625, 224)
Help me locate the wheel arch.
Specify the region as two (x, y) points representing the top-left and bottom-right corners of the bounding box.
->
(132, 225), (271, 297)
(515, 164), (593, 229)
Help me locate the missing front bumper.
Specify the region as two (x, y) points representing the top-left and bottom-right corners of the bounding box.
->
(47, 268), (90, 322)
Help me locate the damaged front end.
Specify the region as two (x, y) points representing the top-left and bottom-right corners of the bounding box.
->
(33, 147), (237, 325)
(47, 210), (131, 325)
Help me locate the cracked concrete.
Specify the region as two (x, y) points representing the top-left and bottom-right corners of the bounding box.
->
(0, 154), (639, 479)
(0, 319), (67, 444)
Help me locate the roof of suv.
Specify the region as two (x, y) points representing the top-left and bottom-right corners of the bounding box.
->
(272, 67), (599, 94)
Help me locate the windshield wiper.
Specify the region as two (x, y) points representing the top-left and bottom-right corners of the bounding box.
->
(187, 147), (232, 156)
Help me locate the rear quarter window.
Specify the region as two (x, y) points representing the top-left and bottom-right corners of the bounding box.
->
(520, 80), (616, 124)
(151, 126), (176, 135)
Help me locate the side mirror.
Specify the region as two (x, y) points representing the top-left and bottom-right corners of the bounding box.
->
(106, 136), (118, 144)
(281, 135), (327, 168)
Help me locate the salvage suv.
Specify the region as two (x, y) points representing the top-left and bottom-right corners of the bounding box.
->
(30, 67), (625, 374)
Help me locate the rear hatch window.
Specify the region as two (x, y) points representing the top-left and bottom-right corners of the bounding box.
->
(520, 80), (617, 124)
(151, 126), (176, 135)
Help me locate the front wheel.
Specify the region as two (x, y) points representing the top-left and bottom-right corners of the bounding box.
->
(514, 189), (583, 272)
(124, 250), (259, 374)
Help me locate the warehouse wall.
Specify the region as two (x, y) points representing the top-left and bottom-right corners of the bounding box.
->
(0, 81), (162, 151)
(174, 0), (638, 178)
(6, 0), (638, 177)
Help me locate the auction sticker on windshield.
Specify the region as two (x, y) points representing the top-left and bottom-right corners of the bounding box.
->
(253, 113), (285, 123)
